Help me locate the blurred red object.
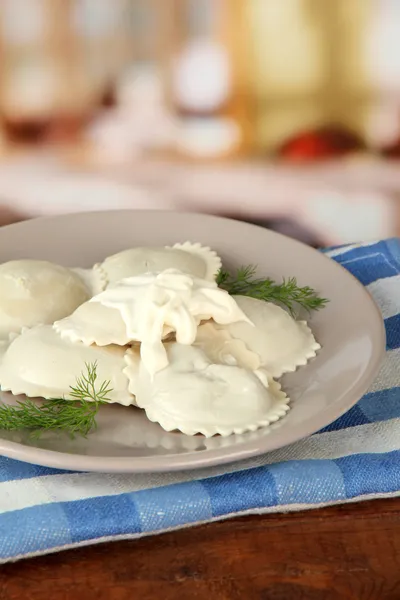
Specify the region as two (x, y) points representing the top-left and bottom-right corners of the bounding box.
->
(381, 139), (400, 158)
(99, 83), (117, 109)
(277, 125), (367, 162)
(2, 115), (88, 144)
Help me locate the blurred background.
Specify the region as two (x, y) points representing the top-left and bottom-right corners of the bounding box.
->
(0, 0), (400, 246)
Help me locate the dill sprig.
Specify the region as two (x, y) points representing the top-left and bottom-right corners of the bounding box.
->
(217, 265), (328, 316)
(0, 362), (111, 438)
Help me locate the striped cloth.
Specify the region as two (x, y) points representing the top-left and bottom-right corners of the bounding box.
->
(1, 238), (400, 563)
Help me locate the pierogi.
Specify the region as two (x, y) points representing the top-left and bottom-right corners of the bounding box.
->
(96, 242), (221, 286)
(0, 260), (89, 338)
(124, 344), (289, 437)
(0, 325), (133, 405)
(215, 295), (321, 377)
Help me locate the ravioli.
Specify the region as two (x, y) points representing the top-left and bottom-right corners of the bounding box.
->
(217, 295), (321, 377)
(167, 242), (222, 281)
(55, 269), (249, 376)
(0, 325), (134, 405)
(54, 300), (134, 346)
(71, 267), (107, 296)
(124, 344), (289, 437)
(95, 243), (221, 286)
(0, 260), (89, 338)
(194, 321), (260, 370)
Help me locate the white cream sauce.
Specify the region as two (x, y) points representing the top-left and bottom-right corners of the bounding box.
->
(94, 269), (251, 376)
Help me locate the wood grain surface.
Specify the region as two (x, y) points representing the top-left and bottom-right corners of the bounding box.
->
(1, 498), (400, 600)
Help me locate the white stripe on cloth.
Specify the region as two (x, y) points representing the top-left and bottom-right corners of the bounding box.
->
(1, 417), (399, 516)
(367, 275), (400, 320)
(325, 241), (378, 258)
(367, 348), (400, 394)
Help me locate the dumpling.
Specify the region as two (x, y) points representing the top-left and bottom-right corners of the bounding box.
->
(0, 260), (89, 338)
(71, 267), (107, 296)
(54, 297), (175, 349)
(54, 300), (134, 347)
(0, 325), (134, 405)
(55, 269), (249, 376)
(194, 321), (260, 370)
(216, 295), (321, 377)
(95, 242), (221, 286)
(167, 242), (222, 281)
(124, 344), (289, 437)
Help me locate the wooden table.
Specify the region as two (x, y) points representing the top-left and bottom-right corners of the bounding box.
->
(1, 497), (400, 600)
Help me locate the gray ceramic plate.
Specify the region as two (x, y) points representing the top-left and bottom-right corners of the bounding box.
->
(0, 210), (385, 473)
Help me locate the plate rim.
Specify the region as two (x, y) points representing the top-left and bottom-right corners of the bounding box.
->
(0, 210), (386, 473)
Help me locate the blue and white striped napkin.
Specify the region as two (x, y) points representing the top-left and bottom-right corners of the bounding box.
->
(1, 238), (399, 563)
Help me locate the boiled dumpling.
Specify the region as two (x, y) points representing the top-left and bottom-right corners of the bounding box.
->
(194, 321), (260, 370)
(124, 344), (289, 437)
(0, 260), (89, 338)
(96, 242), (221, 286)
(168, 242), (222, 281)
(71, 267), (107, 296)
(55, 269), (249, 376)
(216, 295), (321, 377)
(54, 300), (135, 346)
(0, 325), (134, 405)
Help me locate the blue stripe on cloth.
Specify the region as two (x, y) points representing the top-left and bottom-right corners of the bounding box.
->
(62, 494), (142, 543)
(133, 481), (212, 531)
(0, 457), (67, 483)
(337, 450), (400, 498)
(319, 387), (400, 433)
(0, 503), (72, 559)
(0, 449), (399, 561)
(197, 451), (400, 517)
(318, 404), (371, 433)
(386, 237), (400, 263)
(0, 494), (143, 559)
(358, 388), (400, 423)
(269, 459), (346, 504)
(385, 314), (400, 350)
(1, 449), (397, 560)
(201, 467), (277, 516)
(333, 240), (400, 285)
